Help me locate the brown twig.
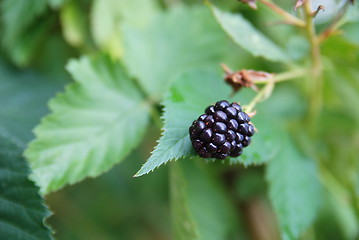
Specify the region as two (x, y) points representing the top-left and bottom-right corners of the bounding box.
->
(312, 5), (325, 18)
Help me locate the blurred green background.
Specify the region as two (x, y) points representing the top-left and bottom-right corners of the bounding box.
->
(1, 0), (359, 239)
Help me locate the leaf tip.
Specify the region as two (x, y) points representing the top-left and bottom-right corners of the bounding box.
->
(133, 168), (147, 177)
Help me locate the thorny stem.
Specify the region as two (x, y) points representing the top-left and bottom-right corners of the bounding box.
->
(303, 0), (323, 126)
(258, 0), (306, 27)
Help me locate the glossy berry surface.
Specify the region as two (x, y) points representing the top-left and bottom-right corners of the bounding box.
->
(189, 100), (255, 160)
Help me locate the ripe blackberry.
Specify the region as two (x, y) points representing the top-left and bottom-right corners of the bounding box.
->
(189, 100), (254, 159)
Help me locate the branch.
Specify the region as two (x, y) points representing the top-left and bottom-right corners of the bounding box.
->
(258, 0), (306, 27)
(303, 0), (323, 126)
(254, 68), (307, 84)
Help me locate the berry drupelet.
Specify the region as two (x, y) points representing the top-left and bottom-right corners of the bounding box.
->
(189, 100), (255, 160)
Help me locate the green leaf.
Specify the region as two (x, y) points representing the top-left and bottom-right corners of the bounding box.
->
(0, 0), (47, 43)
(0, 61), (64, 146)
(121, 5), (233, 98)
(0, 62), (56, 240)
(228, 115), (279, 166)
(5, 17), (54, 67)
(135, 69), (275, 177)
(0, 0), (54, 66)
(266, 134), (322, 240)
(0, 136), (53, 240)
(90, 0), (158, 58)
(209, 5), (289, 62)
(25, 56), (151, 194)
(171, 158), (245, 240)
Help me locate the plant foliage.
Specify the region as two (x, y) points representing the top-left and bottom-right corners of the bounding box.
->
(0, 0), (358, 239)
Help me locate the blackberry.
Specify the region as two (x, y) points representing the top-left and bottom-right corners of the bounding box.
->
(189, 100), (254, 159)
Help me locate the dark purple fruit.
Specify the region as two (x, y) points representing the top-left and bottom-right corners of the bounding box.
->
(226, 130), (236, 141)
(194, 121), (206, 132)
(224, 106), (238, 118)
(198, 114), (207, 121)
(238, 123), (249, 135)
(248, 124), (255, 136)
(227, 119), (239, 131)
(230, 143), (243, 157)
(204, 115), (215, 127)
(192, 139), (203, 150)
(219, 141), (231, 154)
(235, 132), (244, 142)
(189, 100), (255, 160)
(213, 133), (226, 146)
(237, 112), (248, 124)
(215, 100), (230, 110)
(213, 111), (228, 122)
(200, 128), (213, 142)
(213, 122), (227, 133)
(242, 136), (251, 147)
(198, 147), (211, 158)
(205, 105), (215, 115)
(213, 152), (228, 160)
(231, 102), (242, 112)
(206, 143), (217, 153)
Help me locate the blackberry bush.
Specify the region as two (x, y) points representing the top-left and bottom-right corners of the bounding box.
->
(189, 100), (255, 159)
(2, 0), (357, 239)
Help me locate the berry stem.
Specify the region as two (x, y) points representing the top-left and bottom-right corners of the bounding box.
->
(303, 0), (323, 126)
(243, 68), (306, 112)
(244, 81), (274, 113)
(255, 68), (307, 84)
(258, 0), (306, 27)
